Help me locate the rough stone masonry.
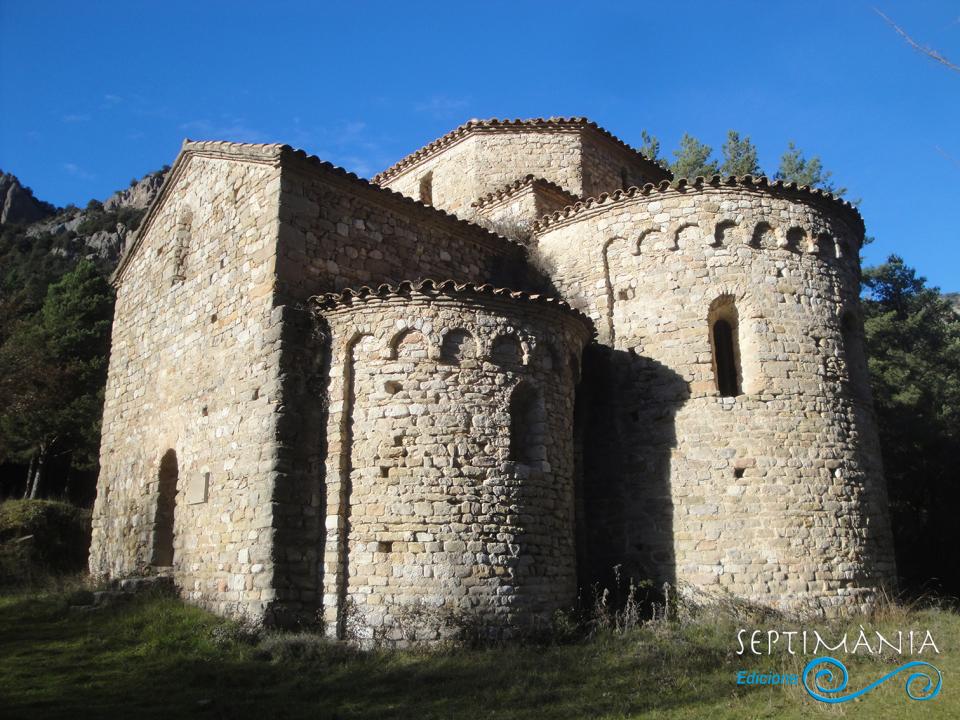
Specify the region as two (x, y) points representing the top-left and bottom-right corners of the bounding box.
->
(89, 118), (896, 642)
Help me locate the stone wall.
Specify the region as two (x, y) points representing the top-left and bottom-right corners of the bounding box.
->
(275, 151), (527, 300)
(532, 181), (896, 613)
(90, 148), (285, 621)
(261, 151), (532, 624)
(315, 283), (592, 643)
(471, 176), (579, 242)
(377, 120), (670, 222)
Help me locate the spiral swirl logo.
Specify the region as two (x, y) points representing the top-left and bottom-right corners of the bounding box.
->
(802, 656), (943, 703)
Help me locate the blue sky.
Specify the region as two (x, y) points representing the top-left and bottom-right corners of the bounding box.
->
(1, 1), (958, 291)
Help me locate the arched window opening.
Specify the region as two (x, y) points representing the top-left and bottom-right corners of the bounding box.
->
(390, 328), (428, 360)
(440, 328), (476, 364)
(714, 220), (737, 247)
(419, 172), (433, 206)
(509, 383), (546, 466)
(491, 334), (523, 365)
(785, 226), (806, 252)
(152, 449), (179, 566)
(751, 221), (775, 249)
(713, 321), (739, 397)
(816, 233), (834, 257)
(709, 297), (742, 398)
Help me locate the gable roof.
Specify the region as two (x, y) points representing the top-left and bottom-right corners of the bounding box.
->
(373, 117), (672, 185)
(112, 139), (523, 286)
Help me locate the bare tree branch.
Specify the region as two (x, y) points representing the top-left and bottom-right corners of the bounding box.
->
(934, 145), (960, 170)
(874, 8), (960, 73)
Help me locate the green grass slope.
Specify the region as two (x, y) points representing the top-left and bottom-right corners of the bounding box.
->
(0, 588), (956, 720)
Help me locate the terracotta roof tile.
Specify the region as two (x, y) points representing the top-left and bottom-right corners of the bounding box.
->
(531, 174), (864, 235)
(113, 139), (526, 285)
(470, 174), (580, 210)
(310, 278), (596, 337)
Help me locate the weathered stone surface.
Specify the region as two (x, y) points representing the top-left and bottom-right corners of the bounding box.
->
(90, 118), (896, 643)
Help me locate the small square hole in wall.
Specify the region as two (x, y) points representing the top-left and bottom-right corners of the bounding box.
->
(252, 387), (260, 401)
(384, 380), (402, 394)
(201, 406), (208, 417)
(210, 313), (217, 324)
(376, 541), (393, 553)
(220, 258), (226, 269)
(734, 467), (745, 479)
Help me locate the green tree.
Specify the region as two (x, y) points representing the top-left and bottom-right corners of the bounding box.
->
(862, 255), (960, 595)
(639, 130), (661, 161)
(720, 130), (760, 177)
(670, 133), (719, 179)
(0, 259), (114, 499)
(775, 141), (847, 196)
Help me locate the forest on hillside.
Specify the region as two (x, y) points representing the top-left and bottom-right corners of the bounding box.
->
(0, 139), (957, 597)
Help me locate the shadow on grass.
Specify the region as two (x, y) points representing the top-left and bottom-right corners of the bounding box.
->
(0, 593), (753, 720)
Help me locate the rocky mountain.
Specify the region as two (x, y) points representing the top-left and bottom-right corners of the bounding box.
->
(3, 168), (169, 268)
(0, 173), (56, 225)
(103, 170), (167, 213)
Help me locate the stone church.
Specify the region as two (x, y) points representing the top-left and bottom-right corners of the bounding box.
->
(89, 118), (896, 641)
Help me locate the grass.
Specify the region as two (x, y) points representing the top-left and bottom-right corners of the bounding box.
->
(0, 584), (957, 719)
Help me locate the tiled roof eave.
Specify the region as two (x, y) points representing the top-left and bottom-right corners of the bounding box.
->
(531, 175), (865, 237)
(373, 117), (671, 185)
(310, 278), (596, 339)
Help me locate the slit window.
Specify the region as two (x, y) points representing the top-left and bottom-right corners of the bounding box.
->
(419, 172), (433, 206)
(709, 296), (742, 397)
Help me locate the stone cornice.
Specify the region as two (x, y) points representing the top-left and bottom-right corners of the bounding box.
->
(373, 117), (672, 185)
(310, 278), (596, 338)
(531, 175), (865, 238)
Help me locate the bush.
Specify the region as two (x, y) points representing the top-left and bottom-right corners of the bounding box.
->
(0, 499), (91, 586)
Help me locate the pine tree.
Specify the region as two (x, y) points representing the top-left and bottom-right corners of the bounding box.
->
(670, 134), (719, 179)
(0, 260), (114, 498)
(720, 130), (760, 177)
(863, 256), (960, 595)
(775, 141), (846, 196)
(639, 130), (661, 161)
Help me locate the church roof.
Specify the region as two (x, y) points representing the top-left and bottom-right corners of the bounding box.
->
(373, 117), (672, 185)
(311, 278), (596, 337)
(532, 174), (866, 238)
(112, 139), (524, 285)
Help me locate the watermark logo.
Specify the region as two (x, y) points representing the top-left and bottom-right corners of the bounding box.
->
(802, 656), (943, 703)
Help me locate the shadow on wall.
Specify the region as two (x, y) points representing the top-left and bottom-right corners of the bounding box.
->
(268, 308), (331, 628)
(575, 346), (689, 604)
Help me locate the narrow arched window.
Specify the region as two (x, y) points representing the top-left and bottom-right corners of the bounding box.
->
(419, 172), (433, 206)
(509, 382), (546, 465)
(709, 295), (742, 397)
(713, 320), (739, 397)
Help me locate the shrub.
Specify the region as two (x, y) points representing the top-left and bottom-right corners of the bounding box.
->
(0, 499), (91, 586)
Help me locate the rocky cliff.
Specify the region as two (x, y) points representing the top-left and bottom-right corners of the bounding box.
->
(0, 173), (56, 225)
(3, 168), (168, 267)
